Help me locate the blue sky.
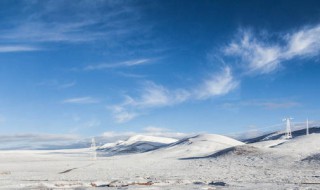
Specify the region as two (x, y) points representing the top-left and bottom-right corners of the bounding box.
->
(1, 0), (320, 142)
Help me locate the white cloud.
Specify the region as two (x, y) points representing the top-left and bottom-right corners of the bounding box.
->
(84, 59), (152, 70)
(196, 66), (239, 99)
(0, 45), (40, 53)
(130, 82), (190, 108)
(113, 109), (138, 123)
(110, 67), (238, 123)
(225, 25), (320, 74)
(285, 25), (320, 58)
(224, 30), (282, 74)
(62, 97), (99, 104)
(110, 82), (192, 123)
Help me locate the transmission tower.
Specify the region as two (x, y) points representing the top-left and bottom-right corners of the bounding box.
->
(282, 117), (293, 139)
(91, 137), (97, 160)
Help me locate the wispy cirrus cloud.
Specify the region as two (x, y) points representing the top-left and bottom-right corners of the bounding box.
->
(224, 24), (320, 74)
(196, 66), (239, 99)
(0, 0), (150, 46)
(0, 45), (40, 53)
(224, 30), (282, 74)
(110, 66), (238, 123)
(114, 111), (138, 123)
(84, 59), (152, 70)
(81, 24), (320, 123)
(109, 82), (191, 123)
(125, 82), (190, 108)
(284, 25), (320, 58)
(62, 96), (99, 104)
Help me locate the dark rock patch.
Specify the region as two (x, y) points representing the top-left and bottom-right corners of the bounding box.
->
(208, 181), (227, 186)
(301, 153), (320, 162)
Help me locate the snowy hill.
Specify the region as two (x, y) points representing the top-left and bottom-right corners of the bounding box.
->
(246, 133), (320, 163)
(271, 133), (320, 157)
(244, 126), (320, 143)
(97, 135), (177, 156)
(150, 134), (244, 158)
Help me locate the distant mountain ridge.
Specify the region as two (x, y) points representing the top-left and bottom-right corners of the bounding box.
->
(97, 135), (178, 156)
(244, 126), (320, 143)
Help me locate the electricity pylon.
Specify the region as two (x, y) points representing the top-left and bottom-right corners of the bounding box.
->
(282, 117), (293, 139)
(91, 137), (97, 160)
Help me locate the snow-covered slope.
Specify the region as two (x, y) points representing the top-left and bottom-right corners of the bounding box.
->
(150, 134), (244, 158)
(247, 133), (320, 162)
(251, 139), (288, 148)
(97, 135), (177, 156)
(271, 133), (320, 157)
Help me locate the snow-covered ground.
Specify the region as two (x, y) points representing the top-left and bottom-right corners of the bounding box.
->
(0, 134), (320, 189)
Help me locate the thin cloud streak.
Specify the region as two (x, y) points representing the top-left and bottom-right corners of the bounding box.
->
(62, 97), (99, 104)
(84, 59), (152, 70)
(0, 45), (40, 53)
